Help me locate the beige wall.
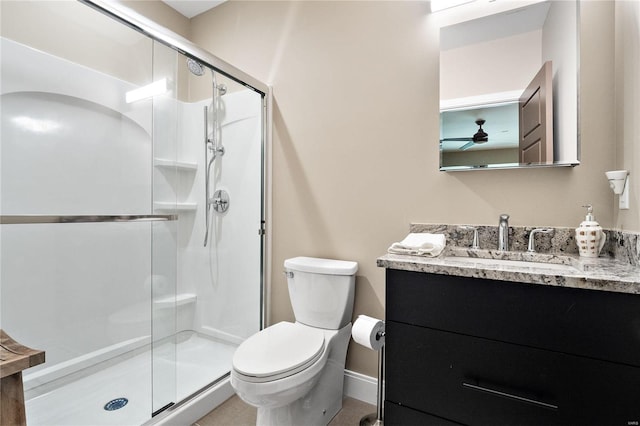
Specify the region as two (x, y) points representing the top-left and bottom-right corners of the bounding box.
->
(121, 0), (190, 39)
(441, 30), (542, 100)
(614, 0), (640, 231)
(186, 0), (622, 377)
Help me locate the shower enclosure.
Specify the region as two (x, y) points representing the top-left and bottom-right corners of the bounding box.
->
(0, 1), (269, 425)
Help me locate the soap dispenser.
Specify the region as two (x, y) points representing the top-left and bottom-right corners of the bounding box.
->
(575, 204), (606, 258)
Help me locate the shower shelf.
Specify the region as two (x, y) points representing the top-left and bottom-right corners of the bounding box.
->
(153, 202), (197, 212)
(154, 293), (197, 308)
(154, 158), (197, 172)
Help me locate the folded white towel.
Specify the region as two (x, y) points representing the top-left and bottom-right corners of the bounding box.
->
(388, 233), (446, 257)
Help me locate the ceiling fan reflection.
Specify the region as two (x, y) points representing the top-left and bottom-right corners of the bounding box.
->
(441, 119), (488, 150)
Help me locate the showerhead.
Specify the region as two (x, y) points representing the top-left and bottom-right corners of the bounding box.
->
(187, 58), (205, 76)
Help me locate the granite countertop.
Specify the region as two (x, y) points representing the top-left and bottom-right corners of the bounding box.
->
(377, 247), (640, 295)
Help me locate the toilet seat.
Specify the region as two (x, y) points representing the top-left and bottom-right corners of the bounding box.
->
(233, 322), (325, 383)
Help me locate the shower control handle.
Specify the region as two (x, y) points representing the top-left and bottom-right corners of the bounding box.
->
(213, 197), (227, 208)
(211, 189), (230, 213)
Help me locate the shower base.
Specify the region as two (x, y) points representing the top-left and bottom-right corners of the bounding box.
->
(25, 331), (237, 426)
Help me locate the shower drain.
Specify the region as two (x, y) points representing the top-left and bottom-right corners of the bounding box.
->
(104, 398), (128, 411)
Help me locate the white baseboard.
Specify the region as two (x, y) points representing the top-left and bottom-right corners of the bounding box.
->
(343, 369), (378, 406)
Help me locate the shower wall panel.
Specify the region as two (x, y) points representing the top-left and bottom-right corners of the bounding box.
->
(1, 38), (153, 215)
(177, 90), (262, 344)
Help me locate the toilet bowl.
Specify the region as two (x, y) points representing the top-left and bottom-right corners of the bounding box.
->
(230, 257), (358, 426)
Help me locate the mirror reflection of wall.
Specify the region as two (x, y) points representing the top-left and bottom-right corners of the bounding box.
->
(438, 0), (578, 171)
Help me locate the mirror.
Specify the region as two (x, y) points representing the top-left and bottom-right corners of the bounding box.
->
(438, 0), (579, 171)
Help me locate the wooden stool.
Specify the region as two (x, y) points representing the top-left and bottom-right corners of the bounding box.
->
(0, 330), (45, 426)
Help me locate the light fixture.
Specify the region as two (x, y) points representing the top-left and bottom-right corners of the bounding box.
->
(125, 78), (169, 104)
(430, 0), (476, 13)
(605, 170), (630, 210)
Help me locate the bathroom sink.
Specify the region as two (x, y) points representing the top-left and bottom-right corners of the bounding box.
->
(443, 256), (580, 273)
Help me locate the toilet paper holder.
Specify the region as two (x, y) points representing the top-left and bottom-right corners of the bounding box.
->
(353, 316), (385, 426)
(360, 341), (384, 426)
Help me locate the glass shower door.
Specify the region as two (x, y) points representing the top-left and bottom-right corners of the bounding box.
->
(150, 40), (181, 415)
(0, 2), (178, 423)
(175, 64), (265, 400)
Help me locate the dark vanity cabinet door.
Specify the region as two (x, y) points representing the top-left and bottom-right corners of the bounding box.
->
(385, 269), (640, 426)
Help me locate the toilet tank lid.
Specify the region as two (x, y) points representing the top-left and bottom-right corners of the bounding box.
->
(284, 257), (358, 275)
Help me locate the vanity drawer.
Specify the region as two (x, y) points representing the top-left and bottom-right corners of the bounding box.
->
(385, 321), (640, 426)
(386, 269), (640, 366)
(385, 402), (463, 426)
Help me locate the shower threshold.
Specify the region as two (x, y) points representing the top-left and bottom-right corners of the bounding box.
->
(25, 331), (237, 426)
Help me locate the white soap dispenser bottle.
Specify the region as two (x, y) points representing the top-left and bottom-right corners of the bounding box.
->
(575, 204), (606, 258)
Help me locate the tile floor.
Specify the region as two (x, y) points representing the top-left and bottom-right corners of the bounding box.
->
(195, 395), (376, 426)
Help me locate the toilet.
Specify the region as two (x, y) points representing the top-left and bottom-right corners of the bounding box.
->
(230, 256), (358, 426)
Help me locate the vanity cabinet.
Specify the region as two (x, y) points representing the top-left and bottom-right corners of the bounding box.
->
(385, 269), (640, 426)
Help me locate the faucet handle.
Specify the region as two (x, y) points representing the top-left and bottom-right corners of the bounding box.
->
(460, 226), (480, 249)
(527, 228), (555, 253)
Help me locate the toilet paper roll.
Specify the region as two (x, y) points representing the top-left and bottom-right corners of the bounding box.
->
(352, 315), (385, 351)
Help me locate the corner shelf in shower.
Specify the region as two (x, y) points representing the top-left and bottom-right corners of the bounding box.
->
(154, 158), (198, 172)
(153, 202), (197, 213)
(154, 293), (197, 308)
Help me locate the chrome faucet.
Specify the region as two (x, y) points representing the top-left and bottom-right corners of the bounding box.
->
(527, 228), (555, 253)
(498, 214), (509, 251)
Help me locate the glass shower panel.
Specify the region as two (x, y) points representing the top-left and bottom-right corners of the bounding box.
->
(175, 68), (264, 399)
(199, 76), (263, 343)
(0, 1), (175, 424)
(1, 221), (157, 426)
(151, 219), (178, 414)
(150, 41), (181, 414)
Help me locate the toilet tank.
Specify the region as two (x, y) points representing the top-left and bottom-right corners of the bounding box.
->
(284, 257), (358, 330)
